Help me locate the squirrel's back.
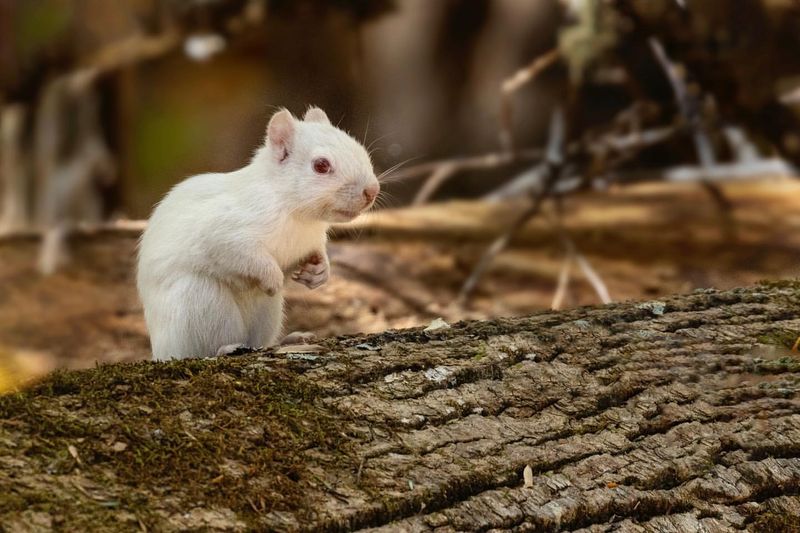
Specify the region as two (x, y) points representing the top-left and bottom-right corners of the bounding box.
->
(137, 172), (232, 286)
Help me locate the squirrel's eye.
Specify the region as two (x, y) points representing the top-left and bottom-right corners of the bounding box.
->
(313, 158), (332, 174)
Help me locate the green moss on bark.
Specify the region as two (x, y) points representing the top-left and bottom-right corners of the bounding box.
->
(0, 356), (355, 530)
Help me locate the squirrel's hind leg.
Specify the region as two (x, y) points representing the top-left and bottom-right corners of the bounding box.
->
(147, 275), (246, 360)
(243, 293), (284, 348)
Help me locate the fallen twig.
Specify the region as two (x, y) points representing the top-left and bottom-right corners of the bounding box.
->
(458, 107), (566, 304)
(499, 48), (561, 152)
(75, 30), (182, 88)
(0, 220), (146, 243)
(657, 158), (795, 184)
(648, 36), (737, 238)
(392, 111), (676, 205)
(412, 163), (458, 205)
(551, 250), (573, 310)
(723, 126), (759, 164)
(648, 38), (712, 163)
(574, 248), (612, 304)
(385, 149), (539, 181)
(549, 200), (612, 308)
(487, 125), (677, 201)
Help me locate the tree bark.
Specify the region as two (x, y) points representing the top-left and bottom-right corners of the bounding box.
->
(2, 283), (800, 532)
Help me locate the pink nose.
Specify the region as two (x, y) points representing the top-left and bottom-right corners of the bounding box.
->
(362, 183), (379, 205)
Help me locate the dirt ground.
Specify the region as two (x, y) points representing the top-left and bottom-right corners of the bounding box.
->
(1, 179), (798, 387)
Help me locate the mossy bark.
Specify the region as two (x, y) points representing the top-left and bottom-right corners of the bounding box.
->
(2, 282), (800, 532)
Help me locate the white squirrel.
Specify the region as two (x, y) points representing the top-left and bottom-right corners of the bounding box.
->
(137, 107), (379, 360)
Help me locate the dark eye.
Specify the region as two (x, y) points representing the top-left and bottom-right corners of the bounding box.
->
(313, 158), (332, 174)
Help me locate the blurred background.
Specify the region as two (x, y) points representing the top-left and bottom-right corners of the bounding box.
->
(1, 0), (799, 390)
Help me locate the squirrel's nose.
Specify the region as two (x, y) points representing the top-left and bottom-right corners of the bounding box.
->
(362, 183), (379, 205)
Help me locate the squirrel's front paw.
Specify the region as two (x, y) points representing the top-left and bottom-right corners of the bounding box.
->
(292, 252), (329, 290)
(257, 261), (284, 296)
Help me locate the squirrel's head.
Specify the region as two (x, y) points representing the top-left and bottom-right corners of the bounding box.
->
(264, 107), (379, 223)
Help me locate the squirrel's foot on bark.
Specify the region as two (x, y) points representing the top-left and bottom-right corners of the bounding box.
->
(279, 331), (317, 346)
(216, 343), (258, 357)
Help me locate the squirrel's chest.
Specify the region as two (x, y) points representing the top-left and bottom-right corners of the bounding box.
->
(264, 220), (327, 270)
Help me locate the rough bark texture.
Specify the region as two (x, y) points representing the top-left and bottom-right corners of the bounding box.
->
(2, 283), (800, 532)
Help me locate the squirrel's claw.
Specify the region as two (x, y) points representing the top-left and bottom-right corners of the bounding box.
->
(293, 253), (329, 289)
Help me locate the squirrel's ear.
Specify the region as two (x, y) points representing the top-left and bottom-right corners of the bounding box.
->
(303, 106), (330, 125)
(267, 109), (295, 161)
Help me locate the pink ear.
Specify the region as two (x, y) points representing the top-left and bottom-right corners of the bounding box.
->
(303, 106), (330, 125)
(267, 109), (295, 161)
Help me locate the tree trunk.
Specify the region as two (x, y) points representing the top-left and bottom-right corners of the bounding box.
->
(2, 283), (800, 532)
(0, 104), (29, 234)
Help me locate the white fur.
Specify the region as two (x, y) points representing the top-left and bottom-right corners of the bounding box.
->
(137, 108), (378, 360)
